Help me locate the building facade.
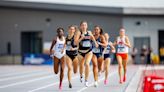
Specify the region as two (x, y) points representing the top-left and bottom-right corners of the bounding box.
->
(0, 1), (164, 64)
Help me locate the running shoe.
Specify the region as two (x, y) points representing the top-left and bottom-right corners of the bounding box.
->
(85, 80), (89, 87)
(123, 75), (126, 82)
(59, 82), (62, 90)
(69, 82), (72, 88)
(104, 80), (108, 85)
(119, 79), (123, 84)
(94, 81), (98, 87)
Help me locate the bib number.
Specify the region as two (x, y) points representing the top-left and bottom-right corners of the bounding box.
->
(92, 48), (100, 53)
(82, 41), (91, 47)
(104, 49), (110, 54)
(117, 46), (125, 52)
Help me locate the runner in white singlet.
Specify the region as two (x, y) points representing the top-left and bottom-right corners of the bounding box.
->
(50, 27), (66, 90)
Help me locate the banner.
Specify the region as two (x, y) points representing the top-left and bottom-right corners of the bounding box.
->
(144, 75), (164, 92)
(22, 53), (53, 65)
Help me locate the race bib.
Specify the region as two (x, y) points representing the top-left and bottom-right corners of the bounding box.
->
(92, 48), (100, 53)
(104, 49), (110, 54)
(82, 41), (91, 47)
(117, 46), (125, 52)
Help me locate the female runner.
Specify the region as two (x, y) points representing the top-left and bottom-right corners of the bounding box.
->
(74, 21), (98, 87)
(50, 27), (66, 89)
(114, 27), (131, 84)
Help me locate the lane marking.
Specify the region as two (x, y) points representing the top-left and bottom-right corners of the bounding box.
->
(0, 70), (45, 78)
(124, 66), (141, 92)
(0, 71), (51, 82)
(77, 71), (117, 92)
(28, 75), (79, 92)
(0, 75), (54, 89)
(28, 69), (94, 92)
(0, 68), (69, 89)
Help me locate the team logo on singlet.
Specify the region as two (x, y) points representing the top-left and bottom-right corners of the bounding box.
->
(117, 40), (125, 52)
(84, 36), (91, 39)
(58, 44), (64, 49)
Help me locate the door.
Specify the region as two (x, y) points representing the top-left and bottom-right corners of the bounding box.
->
(21, 31), (42, 54)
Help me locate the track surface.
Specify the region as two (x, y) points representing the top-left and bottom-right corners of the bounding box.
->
(0, 65), (163, 92)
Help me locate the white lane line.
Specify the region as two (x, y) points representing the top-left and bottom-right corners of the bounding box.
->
(0, 71), (51, 82)
(28, 69), (93, 92)
(28, 83), (54, 92)
(0, 70), (18, 74)
(125, 66), (142, 92)
(0, 75), (54, 89)
(28, 75), (79, 92)
(0, 70), (44, 78)
(77, 71), (117, 92)
(0, 66), (35, 74)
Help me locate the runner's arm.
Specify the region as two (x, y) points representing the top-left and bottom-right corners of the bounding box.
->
(50, 37), (57, 54)
(113, 37), (118, 46)
(63, 37), (67, 49)
(74, 30), (84, 45)
(88, 31), (98, 48)
(99, 35), (108, 47)
(124, 36), (131, 48)
(109, 42), (116, 53)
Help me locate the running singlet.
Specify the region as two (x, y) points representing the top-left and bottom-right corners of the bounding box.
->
(66, 35), (77, 55)
(79, 31), (92, 51)
(104, 42), (111, 54)
(53, 37), (66, 59)
(92, 37), (102, 54)
(116, 36), (128, 54)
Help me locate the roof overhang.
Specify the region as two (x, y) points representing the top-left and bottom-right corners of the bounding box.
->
(0, 1), (164, 15)
(0, 1), (123, 15)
